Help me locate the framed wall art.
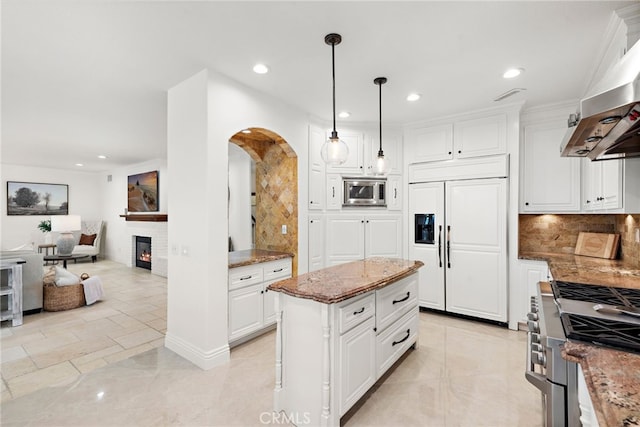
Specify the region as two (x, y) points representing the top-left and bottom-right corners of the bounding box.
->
(7, 181), (69, 216)
(127, 170), (159, 212)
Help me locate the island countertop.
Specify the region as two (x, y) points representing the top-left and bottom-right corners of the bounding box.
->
(267, 257), (424, 304)
(228, 249), (293, 269)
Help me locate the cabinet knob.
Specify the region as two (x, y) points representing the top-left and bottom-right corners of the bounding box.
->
(448, 151), (452, 155)
(525, 202), (529, 206)
(458, 150), (462, 154)
(310, 220), (314, 223)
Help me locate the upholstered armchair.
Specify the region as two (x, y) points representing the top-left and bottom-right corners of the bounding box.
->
(72, 220), (103, 262)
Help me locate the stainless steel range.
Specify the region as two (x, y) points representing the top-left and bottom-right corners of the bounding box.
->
(526, 280), (640, 426)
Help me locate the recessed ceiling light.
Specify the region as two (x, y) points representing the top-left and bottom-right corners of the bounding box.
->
(338, 111), (351, 118)
(241, 129), (252, 134)
(253, 63), (269, 74)
(503, 67), (524, 79)
(97, 155), (107, 159)
(75, 163), (84, 167)
(406, 93), (421, 102)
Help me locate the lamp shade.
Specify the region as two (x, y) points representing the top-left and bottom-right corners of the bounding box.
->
(51, 215), (81, 232)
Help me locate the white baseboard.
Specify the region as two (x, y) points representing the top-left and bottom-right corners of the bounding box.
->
(164, 332), (230, 370)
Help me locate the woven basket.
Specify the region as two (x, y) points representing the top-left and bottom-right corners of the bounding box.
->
(43, 268), (86, 312)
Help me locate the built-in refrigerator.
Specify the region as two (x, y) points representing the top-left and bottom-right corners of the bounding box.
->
(409, 178), (507, 322)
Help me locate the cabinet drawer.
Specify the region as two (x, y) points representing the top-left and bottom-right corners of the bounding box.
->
(375, 274), (418, 333)
(229, 265), (263, 290)
(376, 307), (419, 377)
(263, 258), (292, 282)
(338, 293), (375, 334)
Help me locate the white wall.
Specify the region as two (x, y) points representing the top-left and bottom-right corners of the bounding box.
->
(1, 164), (102, 250)
(165, 68), (309, 369)
(228, 144), (252, 251)
(99, 159), (168, 264)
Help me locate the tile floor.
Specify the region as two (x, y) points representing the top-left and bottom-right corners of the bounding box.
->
(1, 260), (542, 426)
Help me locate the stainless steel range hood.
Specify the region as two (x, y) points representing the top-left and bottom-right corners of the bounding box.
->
(560, 40), (640, 161)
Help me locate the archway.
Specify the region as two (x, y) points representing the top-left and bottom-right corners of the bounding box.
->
(229, 127), (298, 275)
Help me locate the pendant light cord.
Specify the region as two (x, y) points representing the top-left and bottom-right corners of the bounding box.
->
(378, 81), (383, 155)
(331, 40), (337, 138)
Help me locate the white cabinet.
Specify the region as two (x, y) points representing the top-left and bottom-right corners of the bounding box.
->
(515, 260), (550, 326)
(404, 115), (507, 164)
(228, 257), (292, 343)
(309, 125), (326, 210)
(326, 214), (402, 266)
(405, 124), (454, 163)
(386, 175), (402, 211)
(308, 216), (325, 272)
(581, 158), (622, 211)
(454, 114), (507, 159)
(520, 121), (581, 212)
(274, 272), (419, 426)
(0, 259), (24, 327)
(578, 365), (600, 427)
(326, 174), (342, 210)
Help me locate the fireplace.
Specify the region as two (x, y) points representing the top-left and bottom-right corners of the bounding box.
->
(135, 236), (152, 270)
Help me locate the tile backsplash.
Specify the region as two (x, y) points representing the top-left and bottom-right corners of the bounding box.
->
(519, 214), (640, 268)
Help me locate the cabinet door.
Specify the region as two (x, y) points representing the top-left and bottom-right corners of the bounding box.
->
(446, 178), (507, 322)
(600, 159), (622, 210)
(365, 215), (402, 258)
(339, 316), (376, 416)
(229, 284), (264, 341)
(327, 130), (364, 175)
(326, 215), (365, 265)
(454, 114), (507, 159)
(404, 124), (453, 163)
(326, 174), (342, 210)
(386, 175), (402, 211)
(309, 125), (326, 210)
(581, 158), (601, 211)
(521, 121), (581, 212)
(516, 261), (549, 325)
(308, 216), (325, 272)
(263, 282), (278, 326)
(408, 182), (445, 310)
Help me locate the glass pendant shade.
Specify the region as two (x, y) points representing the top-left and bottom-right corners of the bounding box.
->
(321, 132), (349, 165)
(374, 151), (387, 175)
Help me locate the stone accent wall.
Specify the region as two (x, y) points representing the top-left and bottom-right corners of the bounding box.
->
(519, 214), (640, 267)
(255, 144), (298, 275)
(616, 214), (640, 268)
(519, 214), (616, 254)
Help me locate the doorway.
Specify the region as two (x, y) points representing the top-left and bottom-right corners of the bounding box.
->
(229, 128), (298, 275)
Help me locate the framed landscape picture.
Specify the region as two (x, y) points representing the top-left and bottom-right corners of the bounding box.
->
(7, 181), (69, 216)
(127, 170), (159, 212)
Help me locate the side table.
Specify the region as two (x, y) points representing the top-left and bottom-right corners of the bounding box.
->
(39, 244), (57, 265)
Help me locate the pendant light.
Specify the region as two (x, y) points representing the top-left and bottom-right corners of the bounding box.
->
(373, 77), (388, 175)
(321, 33), (349, 166)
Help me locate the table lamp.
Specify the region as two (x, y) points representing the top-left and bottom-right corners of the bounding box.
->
(51, 215), (81, 256)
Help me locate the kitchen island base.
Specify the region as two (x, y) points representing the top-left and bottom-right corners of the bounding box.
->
(272, 271), (420, 427)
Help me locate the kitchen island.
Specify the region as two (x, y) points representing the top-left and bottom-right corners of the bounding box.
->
(267, 257), (424, 427)
(520, 251), (640, 426)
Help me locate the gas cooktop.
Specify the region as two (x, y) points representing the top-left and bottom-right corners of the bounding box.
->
(551, 280), (640, 354)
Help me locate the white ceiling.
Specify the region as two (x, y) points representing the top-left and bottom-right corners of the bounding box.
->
(2, 1), (636, 172)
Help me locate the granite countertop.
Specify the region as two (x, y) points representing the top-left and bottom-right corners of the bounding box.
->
(520, 251), (640, 425)
(228, 249), (293, 269)
(266, 257), (424, 304)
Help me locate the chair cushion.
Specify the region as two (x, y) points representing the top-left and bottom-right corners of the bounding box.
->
(79, 233), (97, 246)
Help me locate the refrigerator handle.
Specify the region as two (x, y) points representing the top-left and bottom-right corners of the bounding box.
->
(438, 225), (443, 268)
(446, 225), (451, 268)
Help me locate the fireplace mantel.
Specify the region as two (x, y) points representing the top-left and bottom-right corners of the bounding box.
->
(119, 214), (168, 222)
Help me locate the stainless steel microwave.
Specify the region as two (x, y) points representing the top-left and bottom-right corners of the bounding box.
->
(343, 177), (386, 207)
